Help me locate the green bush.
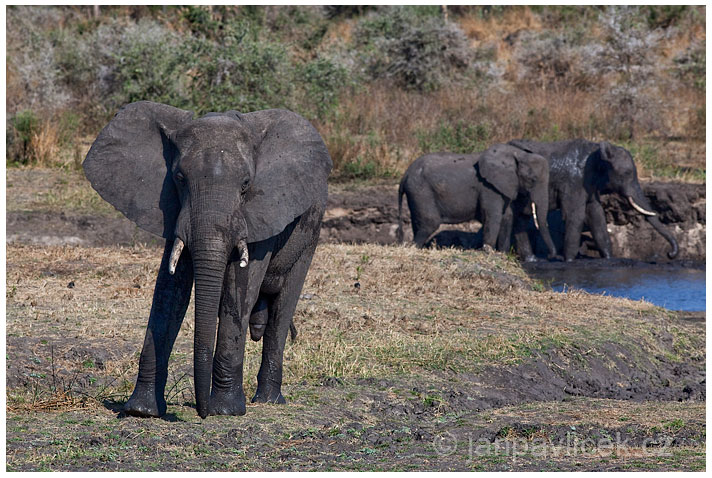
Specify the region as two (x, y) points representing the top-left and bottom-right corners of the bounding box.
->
(6, 110), (40, 164)
(297, 57), (350, 119)
(417, 121), (490, 154)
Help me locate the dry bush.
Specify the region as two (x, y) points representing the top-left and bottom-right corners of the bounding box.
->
(322, 81), (611, 178)
(458, 6), (542, 44)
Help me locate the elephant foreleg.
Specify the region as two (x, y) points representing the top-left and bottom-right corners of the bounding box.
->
(209, 261), (249, 416)
(496, 206), (513, 252)
(481, 191), (506, 249)
(586, 200), (612, 259)
(562, 202), (586, 262)
(125, 240), (193, 417)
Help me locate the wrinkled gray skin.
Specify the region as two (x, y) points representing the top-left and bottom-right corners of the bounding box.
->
(508, 139), (679, 262)
(84, 101), (331, 418)
(397, 144), (558, 261)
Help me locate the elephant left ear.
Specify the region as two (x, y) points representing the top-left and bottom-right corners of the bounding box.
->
(238, 109), (333, 243)
(477, 145), (519, 200)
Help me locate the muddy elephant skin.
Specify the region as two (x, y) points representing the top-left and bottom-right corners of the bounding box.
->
(508, 139), (679, 261)
(84, 101), (332, 418)
(397, 144), (558, 260)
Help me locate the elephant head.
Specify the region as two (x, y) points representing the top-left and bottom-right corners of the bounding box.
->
(477, 144), (558, 258)
(596, 141), (679, 259)
(83, 101), (331, 416)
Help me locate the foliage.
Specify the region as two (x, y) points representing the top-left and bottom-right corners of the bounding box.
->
(416, 121), (490, 154)
(673, 43), (705, 90)
(5, 5), (705, 178)
(354, 7), (472, 91)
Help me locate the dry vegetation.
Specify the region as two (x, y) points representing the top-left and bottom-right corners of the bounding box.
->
(6, 5), (706, 181)
(6, 242), (705, 470)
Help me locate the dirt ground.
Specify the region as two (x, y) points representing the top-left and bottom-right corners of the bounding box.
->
(5, 168), (707, 471)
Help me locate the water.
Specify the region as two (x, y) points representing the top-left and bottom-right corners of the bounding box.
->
(526, 265), (706, 311)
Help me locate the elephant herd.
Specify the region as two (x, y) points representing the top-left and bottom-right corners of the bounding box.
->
(398, 139), (679, 262)
(83, 102), (678, 419)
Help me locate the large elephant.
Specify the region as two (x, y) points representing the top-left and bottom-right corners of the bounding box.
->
(508, 138), (679, 261)
(84, 101), (331, 418)
(396, 143), (558, 261)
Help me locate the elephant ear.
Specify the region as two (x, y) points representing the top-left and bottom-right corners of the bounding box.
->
(238, 109), (333, 243)
(83, 101), (194, 239)
(477, 145), (519, 200)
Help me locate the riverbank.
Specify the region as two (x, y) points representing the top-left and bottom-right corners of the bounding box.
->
(6, 169), (706, 262)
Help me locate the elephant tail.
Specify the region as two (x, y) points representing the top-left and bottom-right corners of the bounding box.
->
(396, 179), (405, 243)
(289, 320), (298, 342)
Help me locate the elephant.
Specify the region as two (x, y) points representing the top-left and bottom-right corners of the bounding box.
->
(396, 143), (558, 261)
(508, 138), (679, 261)
(83, 101), (332, 418)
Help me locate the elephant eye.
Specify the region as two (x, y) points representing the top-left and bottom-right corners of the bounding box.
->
(175, 172), (185, 183)
(241, 178), (250, 192)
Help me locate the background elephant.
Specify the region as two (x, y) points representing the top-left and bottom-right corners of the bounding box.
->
(508, 138), (679, 261)
(396, 144), (558, 261)
(84, 101), (332, 418)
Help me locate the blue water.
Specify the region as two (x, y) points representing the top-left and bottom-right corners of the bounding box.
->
(528, 267), (706, 311)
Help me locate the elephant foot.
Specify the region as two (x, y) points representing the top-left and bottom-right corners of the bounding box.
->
(523, 254), (537, 263)
(482, 244), (495, 254)
(252, 383), (286, 404)
(124, 384), (165, 418)
(209, 388), (246, 416)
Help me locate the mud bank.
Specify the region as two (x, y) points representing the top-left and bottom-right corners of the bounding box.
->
(321, 181), (705, 262)
(6, 170), (704, 261)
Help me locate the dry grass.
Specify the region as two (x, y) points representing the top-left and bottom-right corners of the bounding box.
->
(7, 168), (119, 216)
(489, 399), (705, 432)
(7, 241), (692, 412)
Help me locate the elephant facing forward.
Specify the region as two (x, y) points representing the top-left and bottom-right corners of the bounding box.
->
(508, 139), (679, 261)
(397, 143), (558, 261)
(84, 101), (331, 418)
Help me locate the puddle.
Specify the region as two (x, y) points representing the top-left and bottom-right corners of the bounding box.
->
(525, 262), (705, 312)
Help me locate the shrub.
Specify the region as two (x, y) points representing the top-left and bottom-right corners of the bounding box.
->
(297, 57), (350, 119)
(673, 42), (705, 90)
(7, 110), (81, 167)
(596, 6), (665, 139)
(7, 110), (40, 165)
(416, 121), (490, 154)
(513, 30), (603, 90)
(354, 7), (473, 91)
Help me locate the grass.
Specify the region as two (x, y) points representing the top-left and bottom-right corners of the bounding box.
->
(6, 242), (702, 407)
(5, 241), (705, 470)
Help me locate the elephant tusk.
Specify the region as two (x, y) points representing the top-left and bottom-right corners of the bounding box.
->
(238, 239), (249, 268)
(627, 196), (656, 216)
(531, 202), (540, 230)
(168, 238), (184, 275)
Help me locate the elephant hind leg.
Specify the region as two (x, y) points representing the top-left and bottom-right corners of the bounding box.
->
(253, 237), (318, 405)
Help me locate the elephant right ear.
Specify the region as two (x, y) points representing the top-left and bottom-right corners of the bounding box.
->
(477, 146), (519, 200)
(83, 101), (194, 239)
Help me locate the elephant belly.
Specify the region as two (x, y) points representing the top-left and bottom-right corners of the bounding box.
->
(436, 188), (479, 224)
(259, 203), (323, 295)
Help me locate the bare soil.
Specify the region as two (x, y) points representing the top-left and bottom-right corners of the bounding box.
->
(5, 168), (706, 471)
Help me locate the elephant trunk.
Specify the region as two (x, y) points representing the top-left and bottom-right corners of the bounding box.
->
(626, 184), (679, 259)
(191, 246), (228, 419)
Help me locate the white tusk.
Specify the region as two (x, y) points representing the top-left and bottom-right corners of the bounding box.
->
(627, 196), (656, 216)
(168, 238), (184, 275)
(238, 240), (249, 268)
(531, 202), (540, 230)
